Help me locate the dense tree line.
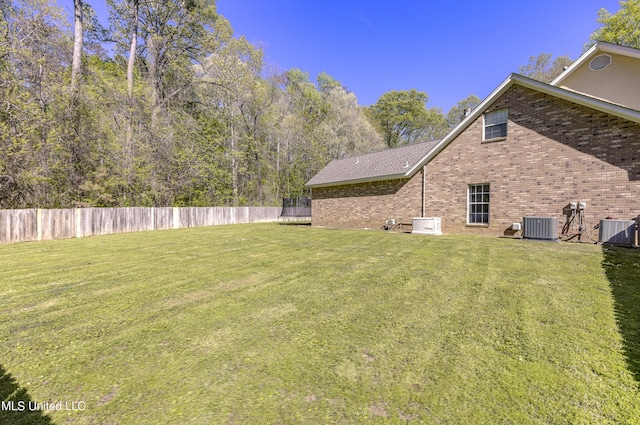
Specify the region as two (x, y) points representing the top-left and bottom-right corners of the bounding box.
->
(0, 0), (636, 208)
(0, 0), (385, 208)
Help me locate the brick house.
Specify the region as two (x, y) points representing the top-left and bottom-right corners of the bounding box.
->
(306, 42), (640, 236)
(306, 140), (438, 229)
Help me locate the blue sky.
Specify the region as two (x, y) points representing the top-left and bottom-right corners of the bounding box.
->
(216, 0), (621, 111)
(58, 0), (622, 112)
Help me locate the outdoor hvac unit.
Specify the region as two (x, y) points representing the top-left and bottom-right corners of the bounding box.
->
(599, 219), (636, 247)
(522, 217), (558, 241)
(412, 217), (442, 235)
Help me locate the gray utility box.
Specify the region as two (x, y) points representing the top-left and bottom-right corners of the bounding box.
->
(522, 217), (558, 241)
(599, 219), (636, 247)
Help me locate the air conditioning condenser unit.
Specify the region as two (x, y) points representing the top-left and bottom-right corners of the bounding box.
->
(599, 219), (636, 247)
(522, 217), (558, 241)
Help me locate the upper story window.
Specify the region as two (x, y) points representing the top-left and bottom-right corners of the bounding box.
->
(483, 109), (508, 140)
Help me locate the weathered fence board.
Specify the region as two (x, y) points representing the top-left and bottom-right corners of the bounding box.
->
(40, 209), (73, 241)
(0, 209), (37, 244)
(155, 207), (173, 230)
(0, 207), (280, 245)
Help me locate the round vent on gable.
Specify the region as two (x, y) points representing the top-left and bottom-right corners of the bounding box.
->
(589, 54), (612, 71)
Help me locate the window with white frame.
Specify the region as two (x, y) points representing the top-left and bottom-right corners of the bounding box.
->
(483, 109), (508, 140)
(468, 184), (490, 224)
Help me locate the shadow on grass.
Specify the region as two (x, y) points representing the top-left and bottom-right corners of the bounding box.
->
(0, 365), (54, 425)
(277, 220), (311, 226)
(602, 245), (640, 384)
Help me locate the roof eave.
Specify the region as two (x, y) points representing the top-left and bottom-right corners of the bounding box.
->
(522, 77), (640, 123)
(406, 75), (515, 176)
(407, 73), (640, 175)
(305, 172), (409, 189)
(309, 58), (640, 188)
(551, 42), (640, 87)
(550, 43), (599, 87)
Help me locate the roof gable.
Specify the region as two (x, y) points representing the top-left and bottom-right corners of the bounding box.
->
(406, 73), (640, 176)
(306, 139), (439, 188)
(551, 42), (640, 86)
(550, 42), (640, 110)
(307, 43), (640, 189)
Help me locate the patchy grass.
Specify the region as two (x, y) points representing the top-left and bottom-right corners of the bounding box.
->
(1, 224), (639, 424)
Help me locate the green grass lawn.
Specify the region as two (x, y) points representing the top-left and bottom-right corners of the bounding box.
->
(1, 224), (639, 424)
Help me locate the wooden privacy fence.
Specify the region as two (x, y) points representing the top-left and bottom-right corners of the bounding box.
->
(0, 207), (281, 245)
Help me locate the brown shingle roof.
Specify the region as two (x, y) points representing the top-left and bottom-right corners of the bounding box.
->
(306, 139), (440, 187)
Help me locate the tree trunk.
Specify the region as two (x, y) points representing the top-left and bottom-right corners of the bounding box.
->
(276, 139), (280, 201)
(127, 0), (138, 101)
(147, 33), (162, 128)
(70, 0), (83, 93)
(230, 122), (239, 205)
(125, 0), (139, 188)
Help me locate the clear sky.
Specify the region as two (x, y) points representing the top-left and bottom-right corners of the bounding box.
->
(216, 0), (621, 112)
(57, 0), (622, 113)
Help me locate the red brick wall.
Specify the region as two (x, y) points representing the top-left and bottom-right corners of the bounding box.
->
(424, 84), (640, 236)
(311, 171), (423, 229)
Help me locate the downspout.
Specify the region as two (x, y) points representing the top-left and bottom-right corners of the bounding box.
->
(422, 165), (426, 217)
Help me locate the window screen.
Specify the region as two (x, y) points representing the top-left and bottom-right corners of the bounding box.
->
(484, 109), (507, 140)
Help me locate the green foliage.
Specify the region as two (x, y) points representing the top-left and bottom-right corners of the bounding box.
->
(422, 106), (450, 140)
(286, 68), (330, 127)
(368, 89), (447, 147)
(0, 0), (495, 208)
(0, 0), (72, 208)
(591, 0), (640, 48)
(446, 94), (481, 127)
(518, 53), (573, 83)
(173, 115), (234, 206)
(317, 71), (342, 93)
